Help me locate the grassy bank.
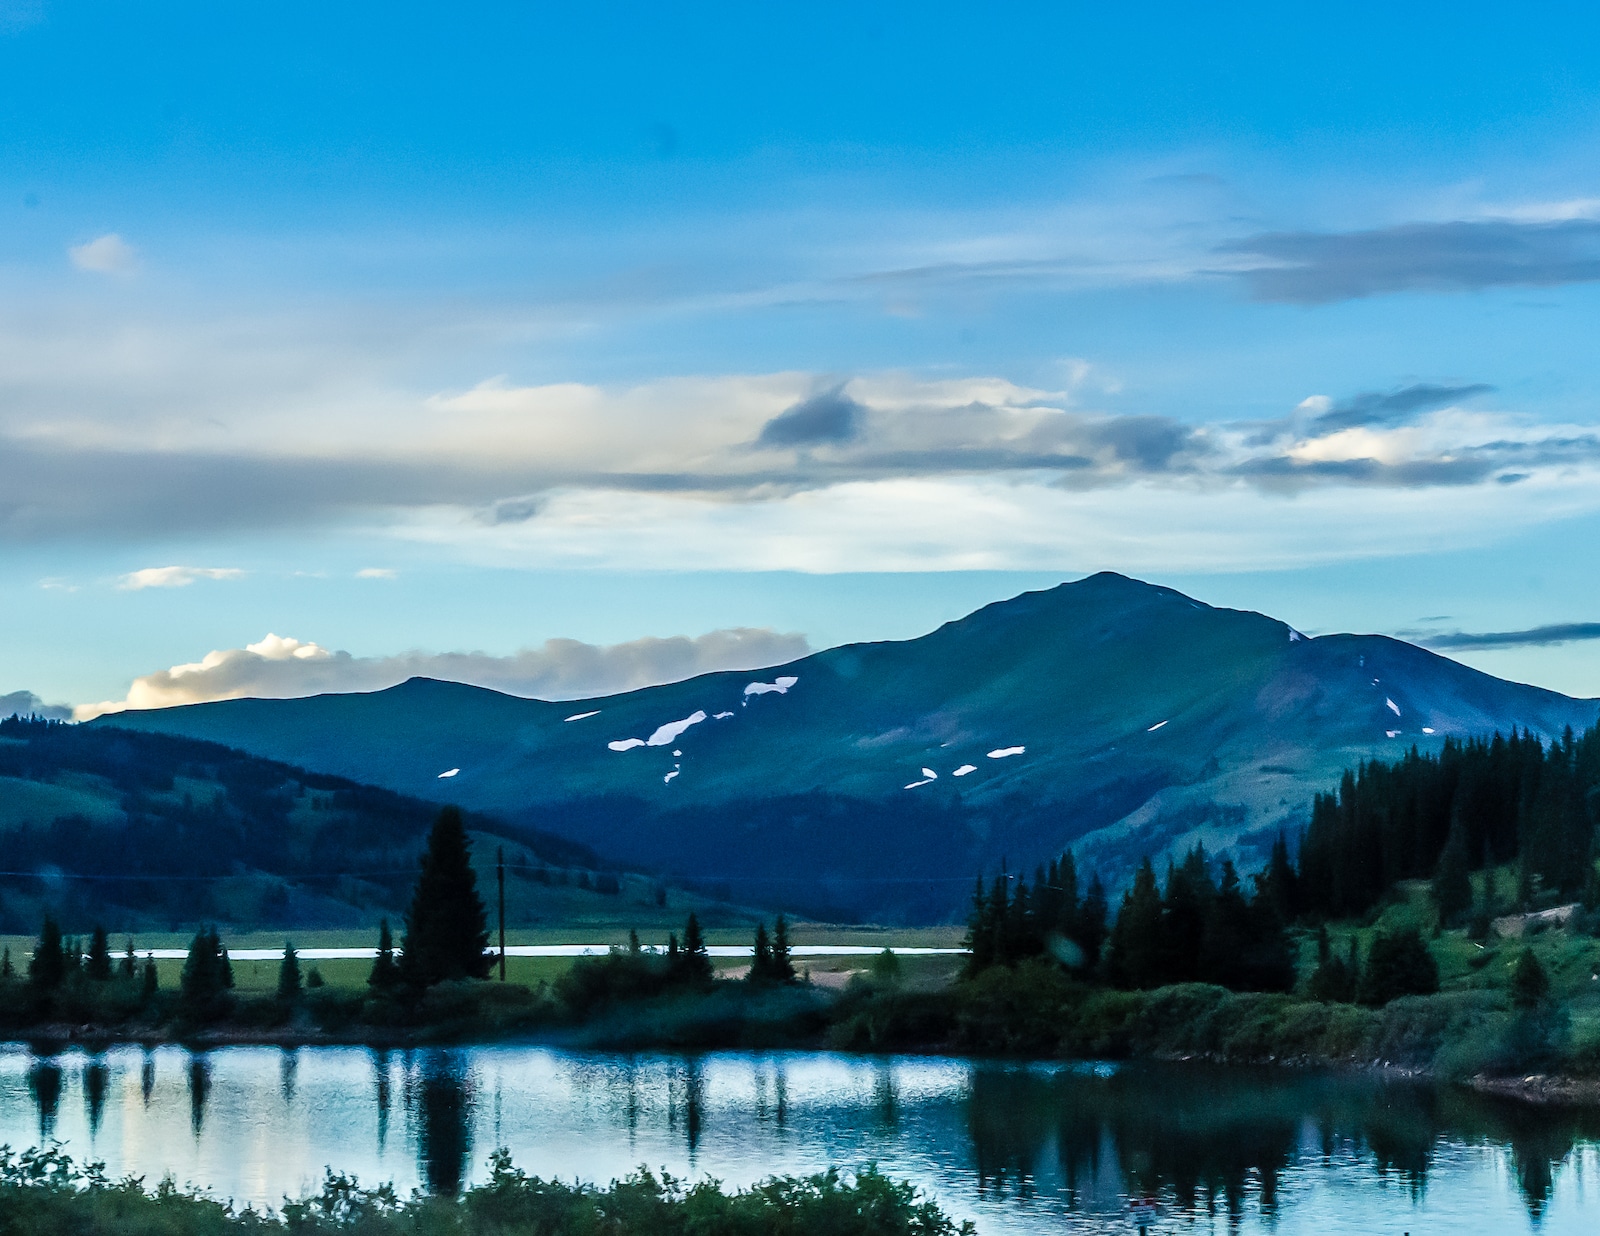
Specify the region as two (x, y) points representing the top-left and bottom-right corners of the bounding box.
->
(0, 1145), (971, 1235)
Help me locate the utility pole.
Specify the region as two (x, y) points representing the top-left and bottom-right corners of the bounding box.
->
(497, 846), (507, 981)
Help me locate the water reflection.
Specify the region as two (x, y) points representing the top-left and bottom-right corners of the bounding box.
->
(83, 1058), (107, 1138)
(959, 1062), (1600, 1222)
(27, 1060), (60, 1141)
(0, 1045), (1598, 1232)
(412, 1053), (472, 1197)
(374, 1050), (392, 1153)
(188, 1056), (209, 1138)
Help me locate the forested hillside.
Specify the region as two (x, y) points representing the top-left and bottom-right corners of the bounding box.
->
(0, 717), (598, 932)
(1297, 725), (1600, 919)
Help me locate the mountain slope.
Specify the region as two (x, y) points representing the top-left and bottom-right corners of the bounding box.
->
(0, 716), (603, 932)
(101, 574), (1599, 920)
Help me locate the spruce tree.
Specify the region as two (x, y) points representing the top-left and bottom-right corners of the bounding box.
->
(677, 912), (714, 986)
(120, 939), (137, 980)
(771, 914), (796, 983)
(962, 876), (992, 974)
(1432, 829), (1473, 925)
(0, 947), (10, 979)
(1511, 947), (1551, 1010)
(750, 922), (774, 983)
(1106, 858), (1165, 989)
(141, 955), (159, 1000)
(1358, 927), (1439, 1006)
(85, 925), (113, 981)
(180, 926), (233, 1018)
(400, 807), (492, 987)
(368, 919), (401, 989)
(277, 942), (302, 1001)
(28, 915), (66, 992)
(1077, 874), (1109, 967)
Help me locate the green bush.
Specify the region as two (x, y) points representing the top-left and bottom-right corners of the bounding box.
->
(0, 1144), (973, 1236)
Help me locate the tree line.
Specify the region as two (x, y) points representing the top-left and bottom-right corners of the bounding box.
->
(1296, 724), (1600, 921)
(965, 842), (1299, 993)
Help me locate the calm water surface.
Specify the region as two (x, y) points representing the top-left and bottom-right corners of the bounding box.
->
(2, 1043), (1598, 1233)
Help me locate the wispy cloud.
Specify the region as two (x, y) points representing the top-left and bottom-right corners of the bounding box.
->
(355, 567), (397, 579)
(68, 233), (139, 276)
(118, 565), (246, 590)
(1219, 218), (1600, 303)
(1412, 622), (1600, 651)
(76, 626), (810, 719)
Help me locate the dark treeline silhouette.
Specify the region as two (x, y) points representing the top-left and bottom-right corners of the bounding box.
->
(966, 845), (1294, 993)
(1297, 724), (1600, 920)
(963, 852), (1108, 973)
(0, 716), (595, 930)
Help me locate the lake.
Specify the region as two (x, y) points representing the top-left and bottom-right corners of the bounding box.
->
(2, 1043), (1598, 1233)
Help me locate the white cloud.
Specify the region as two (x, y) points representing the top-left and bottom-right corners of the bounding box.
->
(74, 626), (809, 719)
(355, 567), (397, 579)
(118, 565), (246, 590)
(68, 233), (138, 276)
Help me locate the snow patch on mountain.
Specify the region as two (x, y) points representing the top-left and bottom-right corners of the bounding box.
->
(745, 676), (799, 697)
(648, 711), (707, 746)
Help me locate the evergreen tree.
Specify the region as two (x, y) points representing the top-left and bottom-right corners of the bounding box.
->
(180, 926), (234, 1018)
(749, 922), (774, 983)
(1105, 858), (1164, 989)
(1511, 947), (1551, 1010)
(277, 942), (302, 1001)
(400, 806), (492, 987)
(677, 912), (714, 986)
(28, 915), (66, 992)
(1307, 931), (1358, 1003)
(1358, 927), (1439, 1006)
(962, 876), (992, 974)
(368, 919), (401, 989)
(0, 947), (10, 979)
(1077, 874), (1109, 967)
(772, 914), (796, 983)
(1431, 828), (1473, 925)
(1055, 851), (1080, 937)
(84, 925), (113, 981)
(627, 928), (642, 955)
(1161, 846), (1215, 984)
(119, 939), (137, 980)
(1258, 833), (1299, 924)
(141, 955), (159, 1000)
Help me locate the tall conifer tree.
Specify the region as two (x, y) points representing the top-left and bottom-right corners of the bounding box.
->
(401, 807), (492, 986)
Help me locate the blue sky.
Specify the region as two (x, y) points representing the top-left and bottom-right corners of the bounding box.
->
(6, 0), (1600, 715)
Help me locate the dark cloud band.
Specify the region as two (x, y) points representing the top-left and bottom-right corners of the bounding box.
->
(1220, 218), (1600, 303)
(1420, 623), (1600, 651)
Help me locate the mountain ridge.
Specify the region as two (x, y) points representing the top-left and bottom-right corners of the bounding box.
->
(99, 573), (1599, 920)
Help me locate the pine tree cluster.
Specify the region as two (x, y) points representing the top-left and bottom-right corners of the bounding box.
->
(963, 852), (1108, 975)
(1299, 726), (1600, 918)
(1102, 846), (1296, 992)
(747, 915), (797, 985)
(1307, 924), (1440, 1006)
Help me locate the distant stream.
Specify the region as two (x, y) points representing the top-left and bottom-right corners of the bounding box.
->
(2, 1044), (1598, 1233)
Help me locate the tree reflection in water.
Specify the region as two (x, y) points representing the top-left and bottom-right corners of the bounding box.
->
(412, 1052), (473, 1197)
(188, 1057), (210, 1139)
(963, 1062), (1600, 1220)
(83, 1057), (108, 1139)
(27, 1060), (61, 1143)
(373, 1049), (393, 1154)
